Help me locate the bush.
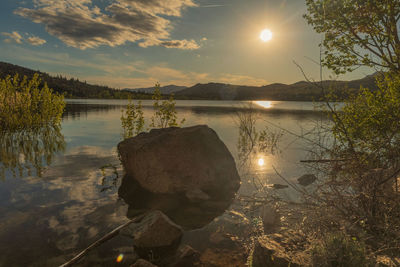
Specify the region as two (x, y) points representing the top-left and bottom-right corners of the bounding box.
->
(121, 100), (145, 139)
(121, 83), (184, 139)
(311, 233), (371, 267)
(0, 73), (65, 131)
(150, 83), (185, 128)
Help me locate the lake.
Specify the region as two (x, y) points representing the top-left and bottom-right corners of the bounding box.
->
(0, 99), (328, 266)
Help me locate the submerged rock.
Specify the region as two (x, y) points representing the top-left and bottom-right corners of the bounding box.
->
(118, 177), (233, 230)
(297, 174), (317, 186)
(260, 204), (280, 232)
(131, 259), (158, 267)
(118, 125), (240, 201)
(170, 245), (201, 267)
(124, 210), (183, 259)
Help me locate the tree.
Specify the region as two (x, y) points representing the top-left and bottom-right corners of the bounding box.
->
(305, 0), (400, 74)
(150, 83), (185, 128)
(301, 0), (400, 258)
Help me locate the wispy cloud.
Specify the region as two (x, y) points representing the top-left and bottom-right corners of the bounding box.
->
(1, 31), (47, 46)
(2, 31), (23, 44)
(15, 0), (201, 50)
(26, 36), (47, 46)
(200, 5), (226, 8)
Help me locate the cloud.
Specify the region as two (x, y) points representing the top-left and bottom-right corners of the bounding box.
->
(15, 0), (200, 50)
(26, 36), (47, 46)
(159, 39), (199, 50)
(2, 31), (23, 44)
(1, 31), (47, 46)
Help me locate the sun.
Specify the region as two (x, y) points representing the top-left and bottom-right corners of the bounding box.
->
(260, 29), (273, 42)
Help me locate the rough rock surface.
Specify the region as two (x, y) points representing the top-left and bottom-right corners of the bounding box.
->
(252, 233), (307, 267)
(170, 245), (201, 267)
(131, 259), (158, 267)
(297, 174), (317, 186)
(260, 204), (280, 232)
(118, 125), (240, 200)
(123, 210), (183, 259)
(130, 210), (183, 248)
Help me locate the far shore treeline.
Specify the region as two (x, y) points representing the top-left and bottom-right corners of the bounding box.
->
(0, 61), (378, 101)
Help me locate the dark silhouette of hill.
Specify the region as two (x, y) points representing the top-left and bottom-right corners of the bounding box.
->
(0, 61), (379, 101)
(175, 74), (378, 101)
(0, 61), (151, 99)
(125, 85), (187, 94)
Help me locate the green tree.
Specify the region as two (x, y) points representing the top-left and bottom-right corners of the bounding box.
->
(304, 0), (400, 74)
(150, 83), (185, 128)
(301, 1), (400, 258)
(121, 83), (185, 139)
(121, 100), (145, 139)
(0, 73), (65, 131)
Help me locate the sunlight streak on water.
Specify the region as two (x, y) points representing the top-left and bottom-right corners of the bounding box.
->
(254, 101), (272, 109)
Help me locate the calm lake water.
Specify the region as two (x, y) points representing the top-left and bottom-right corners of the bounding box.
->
(0, 99), (328, 266)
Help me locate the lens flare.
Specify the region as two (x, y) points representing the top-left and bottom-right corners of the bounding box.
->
(116, 254), (124, 263)
(258, 158), (265, 166)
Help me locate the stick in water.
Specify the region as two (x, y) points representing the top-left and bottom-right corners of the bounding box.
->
(59, 213), (147, 267)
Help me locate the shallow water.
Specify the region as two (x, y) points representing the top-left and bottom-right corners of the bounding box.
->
(0, 99), (327, 266)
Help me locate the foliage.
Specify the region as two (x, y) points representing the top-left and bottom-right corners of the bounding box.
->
(0, 73), (65, 131)
(304, 0), (400, 74)
(301, 0), (400, 256)
(311, 233), (372, 267)
(0, 125), (65, 180)
(150, 83), (185, 128)
(121, 83), (185, 139)
(0, 61), (152, 99)
(236, 104), (283, 165)
(331, 73), (400, 168)
(121, 100), (145, 139)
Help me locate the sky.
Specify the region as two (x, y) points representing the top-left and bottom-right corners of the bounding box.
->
(0, 0), (374, 89)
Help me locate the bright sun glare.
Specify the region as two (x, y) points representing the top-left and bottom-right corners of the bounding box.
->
(260, 29), (273, 42)
(258, 158), (265, 166)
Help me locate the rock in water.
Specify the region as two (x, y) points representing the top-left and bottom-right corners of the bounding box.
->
(118, 125), (240, 200)
(125, 210), (183, 259)
(297, 174), (317, 186)
(131, 259), (158, 267)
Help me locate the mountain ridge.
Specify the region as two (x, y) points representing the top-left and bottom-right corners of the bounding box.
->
(0, 61), (378, 101)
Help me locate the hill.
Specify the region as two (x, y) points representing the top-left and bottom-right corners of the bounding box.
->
(0, 61), (152, 99)
(0, 61), (379, 101)
(125, 85), (187, 94)
(175, 74), (378, 101)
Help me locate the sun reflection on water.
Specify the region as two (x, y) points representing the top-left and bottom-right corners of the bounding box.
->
(254, 101), (272, 109)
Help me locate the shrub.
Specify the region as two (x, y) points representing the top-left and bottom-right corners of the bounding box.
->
(121, 83), (185, 139)
(311, 233), (371, 267)
(121, 100), (145, 139)
(0, 73), (65, 131)
(150, 83), (185, 128)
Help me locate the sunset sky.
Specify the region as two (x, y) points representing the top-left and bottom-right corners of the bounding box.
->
(0, 0), (373, 89)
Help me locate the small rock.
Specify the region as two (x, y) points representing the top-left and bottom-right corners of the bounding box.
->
(131, 259), (158, 267)
(297, 174), (317, 186)
(252, 236), (300, 267)
(260, 205), (280, 232)
(170, 245), (201, 267)
(271, 184), (289, 189)
(125, 210), (183, 259)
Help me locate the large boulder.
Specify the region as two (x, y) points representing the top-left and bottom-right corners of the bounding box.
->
(118, 125), (240, 200)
